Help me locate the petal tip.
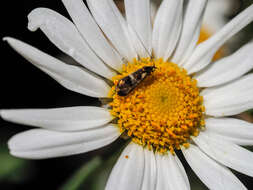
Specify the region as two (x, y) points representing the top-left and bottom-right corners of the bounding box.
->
(9, 150), (18, 158)
(0, 109), (8, 120)
(3, 37), (15, 44)
(7, 137), (16, 151)
(3, 37), (22, 50)
(27, 8), (47, 32)
(3, 37), (10, 42)
(0, 109), (17, 122)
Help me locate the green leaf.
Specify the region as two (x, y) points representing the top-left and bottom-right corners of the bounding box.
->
(89, 143), (127, 190)
(90, 154), (119, 190)
(60, 157), (102, 190)
(0, 147), (27, 181)
(247, 109), (253, 115)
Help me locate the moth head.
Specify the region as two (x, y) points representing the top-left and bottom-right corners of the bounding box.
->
(143, 66), (156, 74)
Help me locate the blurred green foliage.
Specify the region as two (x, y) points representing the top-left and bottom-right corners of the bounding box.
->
(60, 144), (125, 190)
(89, 150), (121, 190)
(0, 146), (29, 182)
(60, 157), (102, 190)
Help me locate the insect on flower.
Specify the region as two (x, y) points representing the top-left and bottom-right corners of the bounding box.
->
(116, 66), (156, 96)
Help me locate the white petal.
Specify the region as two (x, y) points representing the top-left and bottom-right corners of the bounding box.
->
(202, 74), (253, 116)
(62, 0), (123, 71)
(105, 143), (144, 190)
(4, 37), (110, 98)
(167, 154), (190, 190)
(87, 0), (137, 61)
(155, 154), (170, 190)
(125, 0), (152, 57)
(203, 0), (234, 33)
(155, 153), (189, 190)
(195, 41), (253, 87)
(4, 37), (110, 97)
(193, 132), (253, 177)
(141, 148), (157, 190)
(172, 0), (207, 65)
(152, 0), (183, 59)
(28, 8), (115, 79)
(184, 4), (253, 74)
(150, 0), (160, 24)
(9, 125), (117, 151)
(8, 125), (120, 159)
(182, 145), (246, 190)
(0, 106), (112, 132)
(205, 118), (253, 145)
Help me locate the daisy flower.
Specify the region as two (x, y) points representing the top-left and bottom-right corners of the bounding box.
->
(1, 0), (253, 189)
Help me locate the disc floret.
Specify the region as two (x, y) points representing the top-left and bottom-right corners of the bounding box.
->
(109, 58), (205, 154)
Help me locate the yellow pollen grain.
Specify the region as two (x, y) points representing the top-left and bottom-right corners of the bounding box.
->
(109, 58), (205, 154)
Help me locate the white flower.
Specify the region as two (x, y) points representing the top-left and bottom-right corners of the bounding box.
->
(1, 0), (253, 189)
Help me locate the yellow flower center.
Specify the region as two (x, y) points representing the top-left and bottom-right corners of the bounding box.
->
(109, 58), (205, 154)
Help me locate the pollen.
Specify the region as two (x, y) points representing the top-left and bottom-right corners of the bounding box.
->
(109, 58), (205, 154)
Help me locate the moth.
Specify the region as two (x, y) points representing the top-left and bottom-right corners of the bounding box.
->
(116, 66), (156, 96)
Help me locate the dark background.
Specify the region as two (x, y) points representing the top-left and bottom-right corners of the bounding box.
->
(0, 1), (115, 190)
(1, 0), (253, 189)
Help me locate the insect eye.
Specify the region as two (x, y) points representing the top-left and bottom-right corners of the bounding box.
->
(124, 77), (133, 85)
(144, 66), (155, 73)
(117, 90), (128, 96)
